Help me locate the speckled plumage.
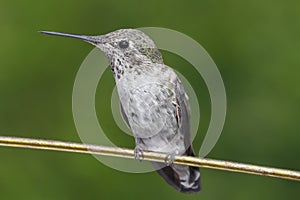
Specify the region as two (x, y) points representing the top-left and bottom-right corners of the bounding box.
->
(41, 29), (201, 193)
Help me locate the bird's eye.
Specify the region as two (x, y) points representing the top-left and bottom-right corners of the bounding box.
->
(118, 40), (129, 49)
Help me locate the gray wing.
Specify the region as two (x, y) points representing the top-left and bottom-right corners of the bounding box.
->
(174, 78), (193, 151)
(120, 103), (130, 129)
(152, 77), (200, 193)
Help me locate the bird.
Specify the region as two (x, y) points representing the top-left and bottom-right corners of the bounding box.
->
(40, 29), (201, 193)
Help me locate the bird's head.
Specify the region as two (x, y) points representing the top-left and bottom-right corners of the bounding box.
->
(40, 29), (164, 66)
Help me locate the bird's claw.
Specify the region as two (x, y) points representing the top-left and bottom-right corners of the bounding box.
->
(134, 146), (144, 161)
(164, 153), (175, 166)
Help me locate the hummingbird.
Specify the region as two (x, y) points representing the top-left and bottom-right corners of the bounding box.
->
(40, 29), (201, 193)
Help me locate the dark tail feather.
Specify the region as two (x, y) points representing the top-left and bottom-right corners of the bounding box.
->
(152, 147), (201, 193)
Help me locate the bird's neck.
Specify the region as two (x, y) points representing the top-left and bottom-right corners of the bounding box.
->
(107, 54), (149, 80)
(106, 49), (164, 80)
(107, 56), (130, 80)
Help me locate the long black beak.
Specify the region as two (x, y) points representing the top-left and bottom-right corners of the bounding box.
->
(39, 31), (99, 44)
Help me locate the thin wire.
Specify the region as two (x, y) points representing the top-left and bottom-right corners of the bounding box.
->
(0, 136), (299, 181)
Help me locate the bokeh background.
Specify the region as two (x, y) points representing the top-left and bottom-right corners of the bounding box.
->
(0, 0), (299, 199)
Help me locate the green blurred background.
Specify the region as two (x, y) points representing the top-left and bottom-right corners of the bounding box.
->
(0, 0), (299, 199)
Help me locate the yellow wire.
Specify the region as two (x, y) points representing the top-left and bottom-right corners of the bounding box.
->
(0, 136), (299, 181)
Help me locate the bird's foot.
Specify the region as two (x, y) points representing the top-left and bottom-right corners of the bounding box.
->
(134, 145), (144, 161)
(164, 153), (176, 166)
